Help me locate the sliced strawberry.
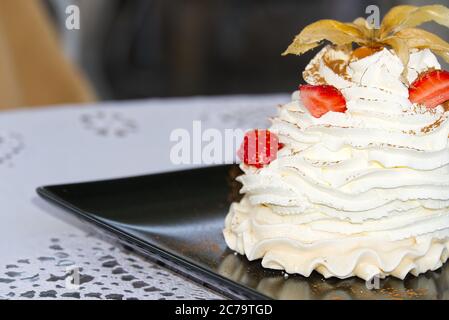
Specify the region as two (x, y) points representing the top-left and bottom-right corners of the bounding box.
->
(237, 129), (283, 168)
(409, 69), (449, 109)
(299, 84), (347, 118)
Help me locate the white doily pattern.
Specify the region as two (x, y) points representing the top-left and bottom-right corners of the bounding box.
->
(0, 95), (288, 299)
(0, 233), (221, 300)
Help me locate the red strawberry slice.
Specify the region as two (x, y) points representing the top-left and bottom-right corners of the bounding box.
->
(299, 84), (347, 118)
(409, 69), (449, 109)
(237, 129), (283, 168)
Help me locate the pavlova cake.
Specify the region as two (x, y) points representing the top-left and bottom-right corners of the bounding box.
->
(223, 5), (449, 280)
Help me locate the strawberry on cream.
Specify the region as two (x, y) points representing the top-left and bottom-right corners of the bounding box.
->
(223, 46), (449, 280)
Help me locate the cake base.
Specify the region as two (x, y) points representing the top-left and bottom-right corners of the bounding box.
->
(223, 197), (449, 280)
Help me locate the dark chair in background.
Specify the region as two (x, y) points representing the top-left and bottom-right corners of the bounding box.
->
(46, 0), (449, 101)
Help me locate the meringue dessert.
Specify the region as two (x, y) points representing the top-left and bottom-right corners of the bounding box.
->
(223, 5), (449, 280)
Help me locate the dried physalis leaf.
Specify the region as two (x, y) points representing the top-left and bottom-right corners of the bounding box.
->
(434, 50), (449, 63)
(380, 5), (420, 37)
(283, 4), (449, 73)
(380, 5), (449, 38)
(382, 37), (410, 81)
(392, 28), (449, 63)
(282, 20), (366, 56)
(351, 17), (374, 39)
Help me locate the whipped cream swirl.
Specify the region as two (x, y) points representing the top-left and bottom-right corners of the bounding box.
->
(223, 47), (449, 280)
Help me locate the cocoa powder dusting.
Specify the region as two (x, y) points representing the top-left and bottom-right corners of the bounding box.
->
(421, 116), (445, 133)
(303, 61), (326, 84)
(323, 57), (350, 80)
(443, 101), (449, 112)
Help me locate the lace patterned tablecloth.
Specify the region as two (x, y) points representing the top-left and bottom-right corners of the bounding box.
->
(0, 94), (288, 300)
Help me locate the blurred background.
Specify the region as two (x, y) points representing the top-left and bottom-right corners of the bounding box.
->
(0, 0), (448, 110)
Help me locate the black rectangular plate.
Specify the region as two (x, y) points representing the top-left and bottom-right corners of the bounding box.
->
(37, 165), (449, 300)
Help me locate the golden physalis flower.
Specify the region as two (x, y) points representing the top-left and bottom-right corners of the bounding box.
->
(283, 4), (449, 75)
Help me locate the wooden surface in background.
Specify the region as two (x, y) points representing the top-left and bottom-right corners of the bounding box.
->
(0, 0), (95, 110)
